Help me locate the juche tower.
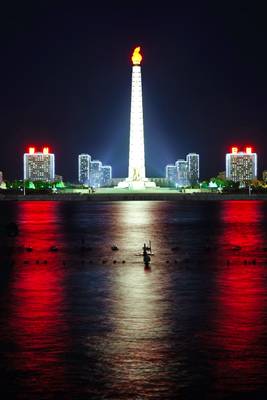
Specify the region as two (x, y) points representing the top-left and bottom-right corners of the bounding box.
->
(118, 47), (155, 189)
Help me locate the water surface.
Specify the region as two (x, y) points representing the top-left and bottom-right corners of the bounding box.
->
(0, 200), (267, 399)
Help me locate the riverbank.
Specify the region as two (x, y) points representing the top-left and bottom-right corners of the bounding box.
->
(1, 192), (267, 201)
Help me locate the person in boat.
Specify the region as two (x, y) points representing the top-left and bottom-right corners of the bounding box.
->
(143, 244), (151, 267)
(143, 242), (151, 253)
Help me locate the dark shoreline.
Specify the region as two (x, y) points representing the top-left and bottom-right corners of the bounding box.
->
(1, 193), (267, 201)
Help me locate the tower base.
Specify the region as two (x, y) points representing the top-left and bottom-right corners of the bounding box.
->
(116, 178), (156, 190)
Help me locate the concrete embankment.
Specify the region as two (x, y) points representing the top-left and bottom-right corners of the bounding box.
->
(1, 193), (267, 201)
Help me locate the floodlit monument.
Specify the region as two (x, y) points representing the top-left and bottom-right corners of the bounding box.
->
(118, 47), (156, 189)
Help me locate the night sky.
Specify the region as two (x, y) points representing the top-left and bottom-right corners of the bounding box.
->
(1, 1), (267, 181)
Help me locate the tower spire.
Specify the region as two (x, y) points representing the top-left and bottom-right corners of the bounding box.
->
(117, 46), (156, 189)
(128, 46), (146, 184)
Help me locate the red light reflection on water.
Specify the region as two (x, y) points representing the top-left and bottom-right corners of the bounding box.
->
(8, 201), (68, 394)
(15, 201), (63, 256)
(210, 201), (266, 393)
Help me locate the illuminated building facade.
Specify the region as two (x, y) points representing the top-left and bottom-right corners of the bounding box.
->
(226, 147), (257, 183)
(101, 165), (112, 187)
(186, 153), (199, 185)
(90, 160), (102, 188)
(165, 153), (199, 187)
(176, 159), (189, 187)
(0, 171), (6, 189)
(23, 147), (55, 181)
(165, 165), (177, 184)
(78, 154), (112, 187)
(118, 47), (155, 189)
(78, 154), (91, 184)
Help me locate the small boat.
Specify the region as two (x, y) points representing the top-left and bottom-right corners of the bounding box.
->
(143, 242), (151, 268)
(232, 245), (241, 251)
(49, 246), (58, 252)
(143, 252), (151, 267)
(142, 241), (153, 256)
(111, 245), (119, 251)
(136, 252), (154, 256)
(25, 247), (33, 252)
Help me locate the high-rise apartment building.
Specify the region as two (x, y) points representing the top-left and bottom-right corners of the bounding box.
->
(90, 160), (102, 188)
(186, 153), (199, 185)
(23, 147), (55, 181)
(165, 165), (177, 184)
(226, 147), (257, 182)
(176, 159), (189, 187)
(78, 154), (112, 187)
(165, 153), (199, 187)
(101, 165), (112, 187)
(78, 154), (91, 184)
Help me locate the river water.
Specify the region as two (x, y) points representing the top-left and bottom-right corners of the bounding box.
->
(0, 200), (267, 399)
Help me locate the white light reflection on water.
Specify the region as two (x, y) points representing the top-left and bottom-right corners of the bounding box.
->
(109, 201), (166, 259)
(87, 201), (184, 399)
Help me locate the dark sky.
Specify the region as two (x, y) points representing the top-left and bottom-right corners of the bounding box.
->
(1, 1), (267, 181)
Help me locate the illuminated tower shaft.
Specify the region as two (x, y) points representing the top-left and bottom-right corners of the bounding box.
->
(128, 63), (145, 181)
(117, 46), (155, 189)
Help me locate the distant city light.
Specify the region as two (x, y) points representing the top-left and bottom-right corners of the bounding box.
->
(43, 147), (50, 154)
(231, 147), (238, 154)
